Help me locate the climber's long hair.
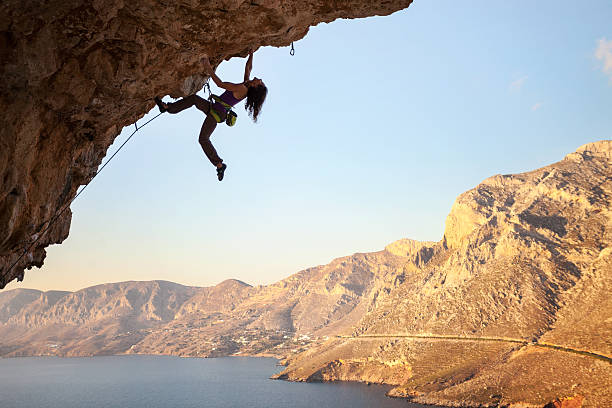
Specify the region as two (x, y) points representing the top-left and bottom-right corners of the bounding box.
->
(245, 84), (267, 123)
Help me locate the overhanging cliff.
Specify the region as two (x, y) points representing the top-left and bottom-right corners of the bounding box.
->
(0, 0), (413, 288)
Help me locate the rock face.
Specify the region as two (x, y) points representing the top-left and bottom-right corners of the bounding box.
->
(0, 0), (413, 288)
(275, 141), (612, 407)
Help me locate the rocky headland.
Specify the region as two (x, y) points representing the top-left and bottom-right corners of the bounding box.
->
(274, 141), (612, 407)
(1, 141), (610, 407)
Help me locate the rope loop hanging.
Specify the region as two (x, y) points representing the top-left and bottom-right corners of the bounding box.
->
(290, 42), (295, 56)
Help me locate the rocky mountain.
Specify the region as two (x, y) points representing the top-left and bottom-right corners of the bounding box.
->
(275, 141), (612, 407)
(0, 244), (428, 357)
(0, 0), (413, 287)
(0, 280), (198, 356)
(0, 141), (610, 408)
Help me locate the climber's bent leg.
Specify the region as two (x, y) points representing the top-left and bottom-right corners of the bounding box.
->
(198, 115), (222, 167)
(166, 95), (211, 114)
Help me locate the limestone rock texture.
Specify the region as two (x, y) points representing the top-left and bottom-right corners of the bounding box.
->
(275, 141), (612, 407)
(0, 0), (413, 288)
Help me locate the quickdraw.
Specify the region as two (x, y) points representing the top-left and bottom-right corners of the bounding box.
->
(204, 80), (238, 126)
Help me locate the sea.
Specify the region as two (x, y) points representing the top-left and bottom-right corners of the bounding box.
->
(0, 356), (437, 408)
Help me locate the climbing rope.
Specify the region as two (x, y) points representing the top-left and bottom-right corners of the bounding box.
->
(2, 110), (164, 285)
(290, 42), (295, 56)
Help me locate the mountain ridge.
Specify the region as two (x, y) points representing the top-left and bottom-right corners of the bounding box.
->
(0, 244), (429, 356)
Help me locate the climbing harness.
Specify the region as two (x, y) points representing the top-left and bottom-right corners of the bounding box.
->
(211, 95), (238, 126)
(2, 110), (164, 285)
(204, 80), (238, 126)
(290, 42), (295, 56)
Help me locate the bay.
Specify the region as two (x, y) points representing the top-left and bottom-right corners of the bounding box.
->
(0, 356), (436, 408)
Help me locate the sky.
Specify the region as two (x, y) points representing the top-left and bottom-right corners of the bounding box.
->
(7, 0), (612, 292)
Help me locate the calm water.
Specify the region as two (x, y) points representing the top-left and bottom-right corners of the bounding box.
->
(0, 356), (435, 408)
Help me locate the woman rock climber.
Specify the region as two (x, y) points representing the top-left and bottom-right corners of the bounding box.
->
(154, 51), (268, 181)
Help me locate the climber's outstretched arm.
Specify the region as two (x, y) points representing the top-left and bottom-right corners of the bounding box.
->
(244, 51), (253, 82)
(202, 58), (245, 93)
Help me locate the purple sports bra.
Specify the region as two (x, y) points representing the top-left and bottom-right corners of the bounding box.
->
(213, 90), (245, 113)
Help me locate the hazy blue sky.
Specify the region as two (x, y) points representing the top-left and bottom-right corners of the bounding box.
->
(9, 0), (612, 291)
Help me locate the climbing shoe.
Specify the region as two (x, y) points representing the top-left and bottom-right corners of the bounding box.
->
(154, 96), (167, 113)
(217, 163), (227, 181)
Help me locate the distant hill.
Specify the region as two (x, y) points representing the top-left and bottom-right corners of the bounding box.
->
(0, 248), (426, 357)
